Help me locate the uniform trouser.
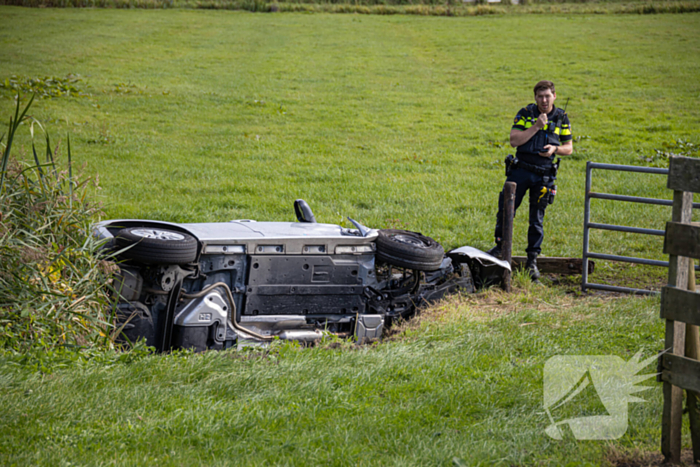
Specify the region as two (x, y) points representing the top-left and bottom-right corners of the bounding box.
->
(494, 166), (552, 256)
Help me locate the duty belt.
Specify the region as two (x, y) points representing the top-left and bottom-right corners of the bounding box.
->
(516, 160), (552, 176)
(505, 155), (560, 178)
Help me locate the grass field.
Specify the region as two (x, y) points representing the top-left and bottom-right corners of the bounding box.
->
(0, 286), (674, 466)
(1, 9), (699, 260)
(1, 8), (700, 465)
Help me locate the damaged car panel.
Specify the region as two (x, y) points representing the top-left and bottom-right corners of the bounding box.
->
(99, 200), (507, 352)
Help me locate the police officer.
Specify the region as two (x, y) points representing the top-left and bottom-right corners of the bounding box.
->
(487, 80), (573, 281)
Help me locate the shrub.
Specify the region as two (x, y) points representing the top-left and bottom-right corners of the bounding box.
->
(0, 95), (115, 352)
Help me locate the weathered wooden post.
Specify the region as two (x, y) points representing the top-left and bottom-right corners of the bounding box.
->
(687, 258), (700, 463)
(501, 181), (516, 292)
(659, 155), (700, 463)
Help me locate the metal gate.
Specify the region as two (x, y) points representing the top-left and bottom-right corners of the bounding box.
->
(582, 162), (699, 295)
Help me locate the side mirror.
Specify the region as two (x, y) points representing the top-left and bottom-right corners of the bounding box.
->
(294, 199), (317, 223)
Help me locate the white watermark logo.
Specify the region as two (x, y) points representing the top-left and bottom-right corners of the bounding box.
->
(543, 351), (657, 440)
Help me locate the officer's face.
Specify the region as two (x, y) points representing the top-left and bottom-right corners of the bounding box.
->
(535, 89), (556, 114)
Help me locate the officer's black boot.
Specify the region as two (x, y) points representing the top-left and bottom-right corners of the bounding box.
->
(525, 252), (541, 282)
(487, 243), (502, 259)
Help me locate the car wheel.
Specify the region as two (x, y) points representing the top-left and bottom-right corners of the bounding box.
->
(115, 227), (198, 264)
(375, 229), (444, 271)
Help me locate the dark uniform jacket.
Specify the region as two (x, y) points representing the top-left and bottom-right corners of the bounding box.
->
(512, 104), (572, 167)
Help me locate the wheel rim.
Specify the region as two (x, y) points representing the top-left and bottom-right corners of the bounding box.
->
(390, 233), (429, 248)
(130, 228), (185, 241)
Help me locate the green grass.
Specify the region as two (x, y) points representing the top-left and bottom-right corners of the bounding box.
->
(0, 287), (674, 466)
(1, 9), (698, 262)
(1, 8), (699, 465)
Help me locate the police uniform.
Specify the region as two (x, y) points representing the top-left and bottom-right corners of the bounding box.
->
(493, 104), (572, 257)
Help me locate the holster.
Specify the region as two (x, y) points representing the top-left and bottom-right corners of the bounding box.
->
(551, 157), (561, 178)
(537, 180), (557, 207)
(542, 158), (560, 205)
(548, 158), (561, 205)
(505, 154), (516, 176)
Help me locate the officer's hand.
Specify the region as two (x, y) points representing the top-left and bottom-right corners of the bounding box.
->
(535, 113), (548, 130)
(539, 145), (557, 157)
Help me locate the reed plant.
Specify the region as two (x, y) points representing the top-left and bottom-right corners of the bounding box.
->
(0, 95), (115, 352)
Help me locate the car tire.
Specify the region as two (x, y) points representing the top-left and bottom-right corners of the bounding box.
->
(115, 227), (198, 265)
(375, 229), (444, 271)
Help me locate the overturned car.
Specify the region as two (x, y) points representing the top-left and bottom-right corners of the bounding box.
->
(95, 200), (509, 352)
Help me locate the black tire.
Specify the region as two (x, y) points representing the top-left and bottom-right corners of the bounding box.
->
(375, 229), (444, 271)
(115, 227), (198, 265)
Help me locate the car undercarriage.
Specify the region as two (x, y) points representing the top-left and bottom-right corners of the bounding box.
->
(95, 200), (509, 352)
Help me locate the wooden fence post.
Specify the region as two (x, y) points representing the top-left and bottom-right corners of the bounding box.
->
(501, 181), (516, 292)
(662, 190), (692, 462)
(687, 258), (700, 463)
(661, 155), (700, 463)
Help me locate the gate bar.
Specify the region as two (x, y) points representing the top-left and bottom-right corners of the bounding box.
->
(589, 192), (700, 209)
(584, 283), (657, 295)
(586, 252), (669, 268)
(588, 222), (665, 236)
(587, 162), (669, 174)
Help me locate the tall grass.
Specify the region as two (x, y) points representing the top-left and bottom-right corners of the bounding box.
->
(0, 95), (114, 352)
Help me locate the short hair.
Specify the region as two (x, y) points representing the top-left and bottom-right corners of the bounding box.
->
(534, 80), (555, 95)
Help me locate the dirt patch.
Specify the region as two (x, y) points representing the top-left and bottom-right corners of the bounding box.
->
(607, 448), (698, 466)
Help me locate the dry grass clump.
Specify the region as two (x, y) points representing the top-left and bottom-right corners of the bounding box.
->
(386, 271), (616, 340)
